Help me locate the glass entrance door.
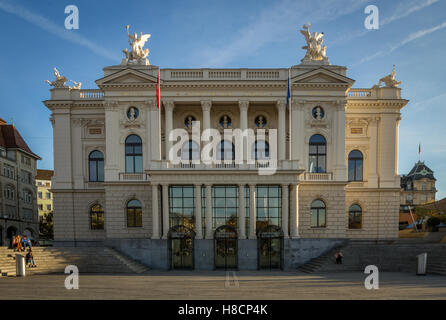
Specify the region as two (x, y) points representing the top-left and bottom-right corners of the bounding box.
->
(168, 225), (195, 270)
(214, 225), (238, 269)
(171, 237), (194, 269)
(258, 225), (283, 270)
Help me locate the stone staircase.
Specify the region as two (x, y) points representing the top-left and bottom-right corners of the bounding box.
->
(298, 240), (446, 275)
(0, 246), (150, 276)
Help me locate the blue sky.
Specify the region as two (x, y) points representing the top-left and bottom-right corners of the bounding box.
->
(0, 0), (445, 198)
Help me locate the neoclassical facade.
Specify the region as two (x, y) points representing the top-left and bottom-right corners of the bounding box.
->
(43, 29), (408, 270)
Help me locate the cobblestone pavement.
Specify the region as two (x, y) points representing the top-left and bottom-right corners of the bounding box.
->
(0, 271), (445, 300)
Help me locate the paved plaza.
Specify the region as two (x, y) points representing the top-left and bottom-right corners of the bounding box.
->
(0, 271), (445, 300)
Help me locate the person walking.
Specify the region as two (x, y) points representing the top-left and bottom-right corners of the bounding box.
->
(335, 251), (343, 264)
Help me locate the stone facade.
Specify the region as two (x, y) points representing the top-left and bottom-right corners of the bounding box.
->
(43, 48), (408, 269)
(0, 119), (40, 246)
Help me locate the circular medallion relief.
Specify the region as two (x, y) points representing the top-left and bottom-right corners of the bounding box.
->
(127, 107), (139, 120)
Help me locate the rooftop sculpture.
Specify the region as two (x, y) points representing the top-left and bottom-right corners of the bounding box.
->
(300, 23), (329, 65)
(378, 65), (402, 88)
(44, 67), (68, 88)
(122, 25), (151, 66)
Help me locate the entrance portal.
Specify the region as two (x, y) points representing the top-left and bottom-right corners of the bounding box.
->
(214, 225), (238, 269)
(257, 225), (283, 270)
(168, 225), (195, 270)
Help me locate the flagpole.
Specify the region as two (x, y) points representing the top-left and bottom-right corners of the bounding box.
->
(158, 67), (162, 161)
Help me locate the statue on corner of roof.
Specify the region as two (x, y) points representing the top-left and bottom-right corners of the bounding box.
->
(377, 65), (402, 88)
(44, 67), (69, 88)
(122, 25), (151, 66)
(300, 23), (329, 65)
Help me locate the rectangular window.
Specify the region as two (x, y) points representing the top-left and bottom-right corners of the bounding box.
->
(38, 192), (42, 199)
(47, 204), (52, 211)
(212, 186), (238, 231)
(255, 185), (282, 230)
(46, 193), (51, 199)
(169, 186), (195, 230)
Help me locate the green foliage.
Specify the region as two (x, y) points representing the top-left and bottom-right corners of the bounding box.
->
(39, 211), (54, 240)
(426, 216), (441, 227)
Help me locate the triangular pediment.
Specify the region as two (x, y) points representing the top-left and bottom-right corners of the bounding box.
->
(291, 68), (355, 86)
(96, 68), (160, 87)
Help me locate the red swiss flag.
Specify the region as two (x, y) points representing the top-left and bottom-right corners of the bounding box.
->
(156, 69), (161, 109)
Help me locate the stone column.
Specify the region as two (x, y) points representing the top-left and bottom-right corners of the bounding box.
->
(276, 100), (286, 161)
(334, 100), (347, 180)
(248, 184), (256, 239)
(238, 184), (246, 239)
(146, 99), (160, 161)
(289, 184), (299, 238)
(152, 184), (160, 239)
(205, 184), (213, 239)
(162, 184), (169, 239)
(290, 100), (305, 166)
(239, 100), (249, 162)
(368, 117), (379, 188)
(164, 100), (174, 161)
(281, 184), (289, 238)
(201, 100), (212, 132)
(195, 184), (203, 239)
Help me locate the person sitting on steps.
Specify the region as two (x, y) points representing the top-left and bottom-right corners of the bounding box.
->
(26, 248), (37, 268)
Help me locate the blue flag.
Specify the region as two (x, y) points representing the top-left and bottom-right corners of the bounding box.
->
(286, 69), (291, 110)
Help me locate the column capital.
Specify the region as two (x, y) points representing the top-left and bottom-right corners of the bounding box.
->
(248, 183), (256, 188)
(334, 99), (348, 110)
(201, 100), (212, 112)
(194, 183), (203, 187)
(103, 100), (119, 111)
(281, 183), (289, 189)
(276, 99), (286, 111)
(144, 99), (156, 110)
(291, 99), (306, 110)
(238, 100), (249, 111)
(163, 99), (175, 112)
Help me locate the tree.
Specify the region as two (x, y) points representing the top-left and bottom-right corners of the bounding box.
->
(39, 211), (54, 239)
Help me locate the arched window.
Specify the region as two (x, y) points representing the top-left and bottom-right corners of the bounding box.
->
(348, 150), (363, 181)
(127, 199), (142, 227)
(309, 134), (326, 173)
(310, 199), (326, 228)
(348, 204), (362, 229)
(253, 140), (270, 160)
(217, 140), (235, 161)
(89, 150), (104, 182)
(181, 140), (200, 161)
(90, 204), (104, 230)
(125, 135), (142, 173)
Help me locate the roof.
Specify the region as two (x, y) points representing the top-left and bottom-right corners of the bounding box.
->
(406, 161), (435, 181)
(0, 121), (40, 159)
(418, 197), (446, 213)
(36, 169), (54, 180)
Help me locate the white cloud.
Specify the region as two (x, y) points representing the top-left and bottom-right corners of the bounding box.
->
(352, 20), (446, 66)
(197, 0), (368, 67)
(332, 0), (440, 45)
(0, 0), (119, 61)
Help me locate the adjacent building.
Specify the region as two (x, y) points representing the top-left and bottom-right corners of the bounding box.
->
(36, 169), (54, 221)
(400, 161), (436, 225)
(43, 27), (408, 270)
(0, 118), (40, 246)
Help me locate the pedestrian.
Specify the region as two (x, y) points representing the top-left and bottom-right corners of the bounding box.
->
(335, 251), (343, 264)
(12, 235), (17, 251)
(26, 248), (37, 268)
